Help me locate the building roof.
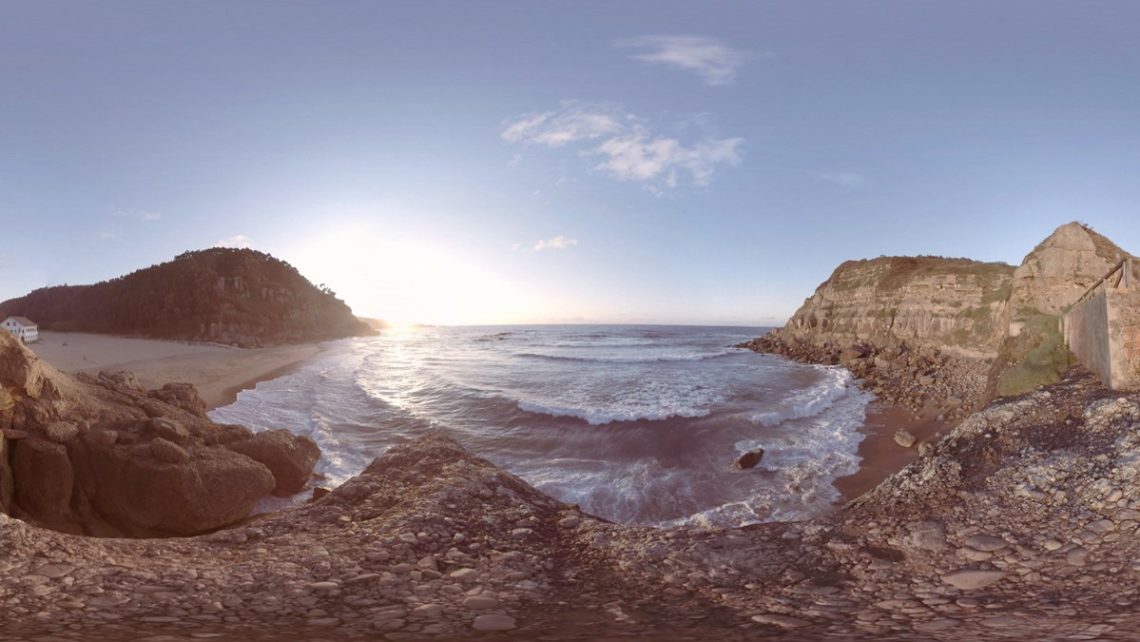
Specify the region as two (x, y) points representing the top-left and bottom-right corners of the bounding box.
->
(4, 316), (37, 328)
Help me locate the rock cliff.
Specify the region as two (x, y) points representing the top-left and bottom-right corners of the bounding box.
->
(0, 331), (319, 536)
(750, 222), (1136, 408)
(0, 248), (375, 347)
(780, 256), (1014, 356)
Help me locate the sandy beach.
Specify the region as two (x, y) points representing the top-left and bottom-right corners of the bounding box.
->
(834, 404), (948, 502)
(27, 331), (323, 409)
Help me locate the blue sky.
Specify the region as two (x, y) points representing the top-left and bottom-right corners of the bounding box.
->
(3, 1), (1140, 325)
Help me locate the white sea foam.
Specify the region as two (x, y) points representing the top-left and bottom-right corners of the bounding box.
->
(211, 325), (872, 527)
(514, 348), (735, 364)
(748, 366), (853, 427)
(517, 399), (712, 425)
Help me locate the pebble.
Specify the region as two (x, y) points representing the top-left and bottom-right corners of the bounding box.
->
(941, 570), (1007, 590)
(462, 596), (498, 610)
(472, 613), (517, 631)
(751, 613), (810, 628)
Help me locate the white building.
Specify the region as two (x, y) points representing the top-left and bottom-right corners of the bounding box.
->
(2, 316), (39, 343)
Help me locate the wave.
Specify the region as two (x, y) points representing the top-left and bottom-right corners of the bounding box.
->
(513, 349), (737, 364)
(748, 367), (855, 427)
(517, 399), (712, 425)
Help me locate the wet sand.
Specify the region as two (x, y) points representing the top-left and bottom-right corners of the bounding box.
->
(27, 331), (323, 410)
(834, 403), (948, 502)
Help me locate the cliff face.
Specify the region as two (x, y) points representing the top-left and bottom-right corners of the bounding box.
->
(1004, 222), (1132, 331)
(753, 222), (1137, 408)
(0, 248), (375, 347)
(781, 256), (1014, 356)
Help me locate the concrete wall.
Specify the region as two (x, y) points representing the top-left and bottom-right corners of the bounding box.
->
(1064, 282), (1140, 390)
(1064, 290), (1113, 387)
(1108, 288), (1140, 389)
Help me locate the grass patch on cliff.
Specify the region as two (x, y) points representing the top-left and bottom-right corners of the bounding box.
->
(993, 312), (1073, 397)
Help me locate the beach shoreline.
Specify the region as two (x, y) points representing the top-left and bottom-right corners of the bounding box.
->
(27, 331), (324, 410)
(834, 402), (948, 502)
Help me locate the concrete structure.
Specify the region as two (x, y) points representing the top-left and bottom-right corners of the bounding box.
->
(1, 317), (39, 344)
(1063, 259), (1140, 390)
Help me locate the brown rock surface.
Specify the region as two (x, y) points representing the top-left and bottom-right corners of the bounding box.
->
(226, 428), (321, 496)
(0, 331), (316, 537)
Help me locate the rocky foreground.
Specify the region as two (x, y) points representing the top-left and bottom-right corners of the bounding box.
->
(1, 367), (1139, 641)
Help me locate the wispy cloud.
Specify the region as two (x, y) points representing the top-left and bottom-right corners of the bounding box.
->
(111, 206), (162, 222)
(533, 235), (578, 251)
(816, 171), (867, 189)
(595, 127), (742, 187)
(501, 103), (742, 190)
(501, 104), (624, 147)
(616, 35), (748, 86)
(215, 234), (253, 249)
(98, 205), (161, 240)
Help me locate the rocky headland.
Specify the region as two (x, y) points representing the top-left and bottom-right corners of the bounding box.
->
(0, 248), (375, 347)
(742, 222), (1135, 422)
(2, 222), (1140, 641)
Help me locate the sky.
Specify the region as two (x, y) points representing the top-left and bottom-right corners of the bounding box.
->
(3, 1), (1140, 325)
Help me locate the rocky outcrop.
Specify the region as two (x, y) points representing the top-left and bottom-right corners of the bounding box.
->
(1005, 222), (1131, 325)
(0, 247), (376, 347)
(749, 222), (1137, 409)
(779, 256), (1014, 356)
(228, 429), (321, 496)
(0, 331), (319, 536)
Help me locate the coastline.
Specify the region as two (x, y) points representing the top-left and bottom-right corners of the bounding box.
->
(834, 402), (948, 502)
(28, 331), (325, 410)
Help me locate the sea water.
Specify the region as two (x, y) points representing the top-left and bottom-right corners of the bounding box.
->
(210, 325), (871, 527)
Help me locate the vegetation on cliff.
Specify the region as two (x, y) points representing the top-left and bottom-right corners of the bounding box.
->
(0, 248), (375, 347)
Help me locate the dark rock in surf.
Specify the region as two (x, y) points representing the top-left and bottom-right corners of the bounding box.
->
(734, 448), (765, 470)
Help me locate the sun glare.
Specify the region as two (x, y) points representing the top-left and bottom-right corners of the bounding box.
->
(287, 224), (540, 326)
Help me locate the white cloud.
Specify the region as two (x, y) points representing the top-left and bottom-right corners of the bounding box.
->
(215, 234), (253, 249)
(533, 236), (578, 251)
(594, 127), (742, 186)
(616, 35), (747, 86)
(816, 171), (867, 189)
(501, 104), (624, 147)
(501, 105), (743, 190)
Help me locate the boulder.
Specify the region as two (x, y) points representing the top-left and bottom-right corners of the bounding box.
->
(148, 383), (208, 417)
(12, 437), (74, 521)
(733, 448), (765, 470)
(226, 429), (320, 496)
(149, 417), (190, 443)
(77, 437), (275, 536)
(894, 429), (917, 448)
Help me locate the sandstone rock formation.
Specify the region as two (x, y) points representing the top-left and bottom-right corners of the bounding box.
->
(748, 222), (1137, 409)
(0, 331), (319, 536)
(0, 247), (376, 347)
(1005, 221), (1131, 324)
(779, 256), (1014, 356)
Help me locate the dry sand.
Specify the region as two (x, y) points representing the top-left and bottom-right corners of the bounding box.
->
(28, 331), (322, 410)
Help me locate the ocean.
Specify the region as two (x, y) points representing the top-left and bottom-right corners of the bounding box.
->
(209, 325), (872, 527)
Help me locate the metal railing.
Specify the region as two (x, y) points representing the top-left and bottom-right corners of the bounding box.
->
(1073, 257), (1135, 307)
